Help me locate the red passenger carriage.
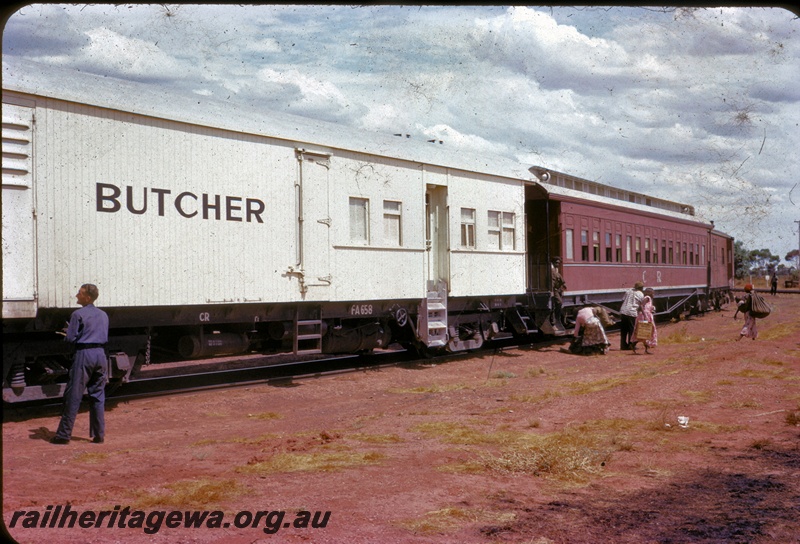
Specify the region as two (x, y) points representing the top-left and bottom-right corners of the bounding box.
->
(524, 168), (733, 329)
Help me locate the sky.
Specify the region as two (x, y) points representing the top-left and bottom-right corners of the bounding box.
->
(3, 4), (799, 265)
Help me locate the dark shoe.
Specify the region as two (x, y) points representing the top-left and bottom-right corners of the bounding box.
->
(50, 437), (70, 445)
(92, 436), (104, 444)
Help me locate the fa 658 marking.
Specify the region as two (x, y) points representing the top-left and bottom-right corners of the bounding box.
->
(350, 304), (374, 316)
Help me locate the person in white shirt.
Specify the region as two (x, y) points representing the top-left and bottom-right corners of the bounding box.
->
(619, 282), (644, 351)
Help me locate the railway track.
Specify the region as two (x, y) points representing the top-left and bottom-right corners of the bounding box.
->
(107, 350), (412, 400)
(2, 350), (406, 416)
(2, 336), (535, 419)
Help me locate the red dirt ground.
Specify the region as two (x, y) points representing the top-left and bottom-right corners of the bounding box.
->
(3, 293), (799, 544)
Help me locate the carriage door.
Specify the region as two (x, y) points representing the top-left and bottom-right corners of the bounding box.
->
(295, 149), (332, 299)
(2, 102), (37, 319)
(425, 185), (449, 289)
(421, 184), (449, 348)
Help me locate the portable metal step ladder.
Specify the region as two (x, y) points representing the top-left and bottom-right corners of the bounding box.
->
(419, 280), (448, 348)
(294, 307), (323, 354)
(507, 303), (539, 335)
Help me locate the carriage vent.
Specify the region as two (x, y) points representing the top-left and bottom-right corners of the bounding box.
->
(2, 103), (33, 188)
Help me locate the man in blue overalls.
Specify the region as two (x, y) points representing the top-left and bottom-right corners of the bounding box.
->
(51, 284), (109, 445)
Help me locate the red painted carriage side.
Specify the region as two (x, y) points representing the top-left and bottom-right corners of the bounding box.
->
(556, 198), (713, 297)
(709, 230), (734, 291)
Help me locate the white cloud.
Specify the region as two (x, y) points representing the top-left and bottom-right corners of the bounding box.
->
(2, 4), (798, 260)
(80, 27), (182, 78)
(256, 67), (349, 111)
(417, 123), (510, 156)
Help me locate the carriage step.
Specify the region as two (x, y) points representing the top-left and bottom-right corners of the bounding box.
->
(295, 319), (322, 354)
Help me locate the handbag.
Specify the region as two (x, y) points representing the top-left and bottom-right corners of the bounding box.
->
(749, 291), (771, 319)
(635, 320), (654, 338)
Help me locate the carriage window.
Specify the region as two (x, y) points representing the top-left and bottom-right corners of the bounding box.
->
(488, 211), (501, 248)
(683, 243), (688, 265)
(565, 229), (574, 260)
(349, 197), (369, 244)
(605, 232), (612, 262)
(488, 211), (515, 250)
(581, 230), (589, 261)
(702, 244), (706, 264)
(502, 213), (516, 250)
(460, 208), (475, 248)
(615, 234), (622, 262)
(635, 237), (642, 263)
(652, 238), (658, 264)
(593, 231), (600, 261)
(383, 200), (402, 246)
(645, 238), (651, 263)
(626, 236), (632, 263)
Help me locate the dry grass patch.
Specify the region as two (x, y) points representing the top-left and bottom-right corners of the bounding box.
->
(395, 506), (515, 535)
(525, 367), (547, 378)
(566, 366), (681, 396)
(410, 421), (516, 445)
(641, 404), (694, 431)
(731, 367), (792, 380)
(388, 383), (472, 394)
(483, 378), (513, 388)
(759, 320), (800, 341)
(192, 433), (278, 447)
(757, 358), (786, 367)
(750, 438), (773, 450)
(72, 452), (110, 464)
(680, 389), (712, 403)
(474, 427), (614, 482)
(647, 407), (678, 431)
(659, 354), (710, 367)
(132, 478), (243, 509)
(238, 451), (385, 474)
(686, 421), (744, 433)
(349, 432), (404, 444)
(571, 418), (643, 433)
(509, 389), (563, 403)
(247, 411), (282, 420)
(727, 399), (763, 409)
(660, 324), (702, 344)
(566, 375), (633, 395)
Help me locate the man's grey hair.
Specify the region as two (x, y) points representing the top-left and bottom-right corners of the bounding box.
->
(81, 283), (99, 301)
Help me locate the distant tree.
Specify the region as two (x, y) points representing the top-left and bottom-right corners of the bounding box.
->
(734, 240), (750, 279)
(734, 243), (782, 279)
(786, 249), (799, 279)
(748, 248), (780, 276)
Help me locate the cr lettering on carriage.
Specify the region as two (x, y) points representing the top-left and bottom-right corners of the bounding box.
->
(96, 183), (266, 223)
